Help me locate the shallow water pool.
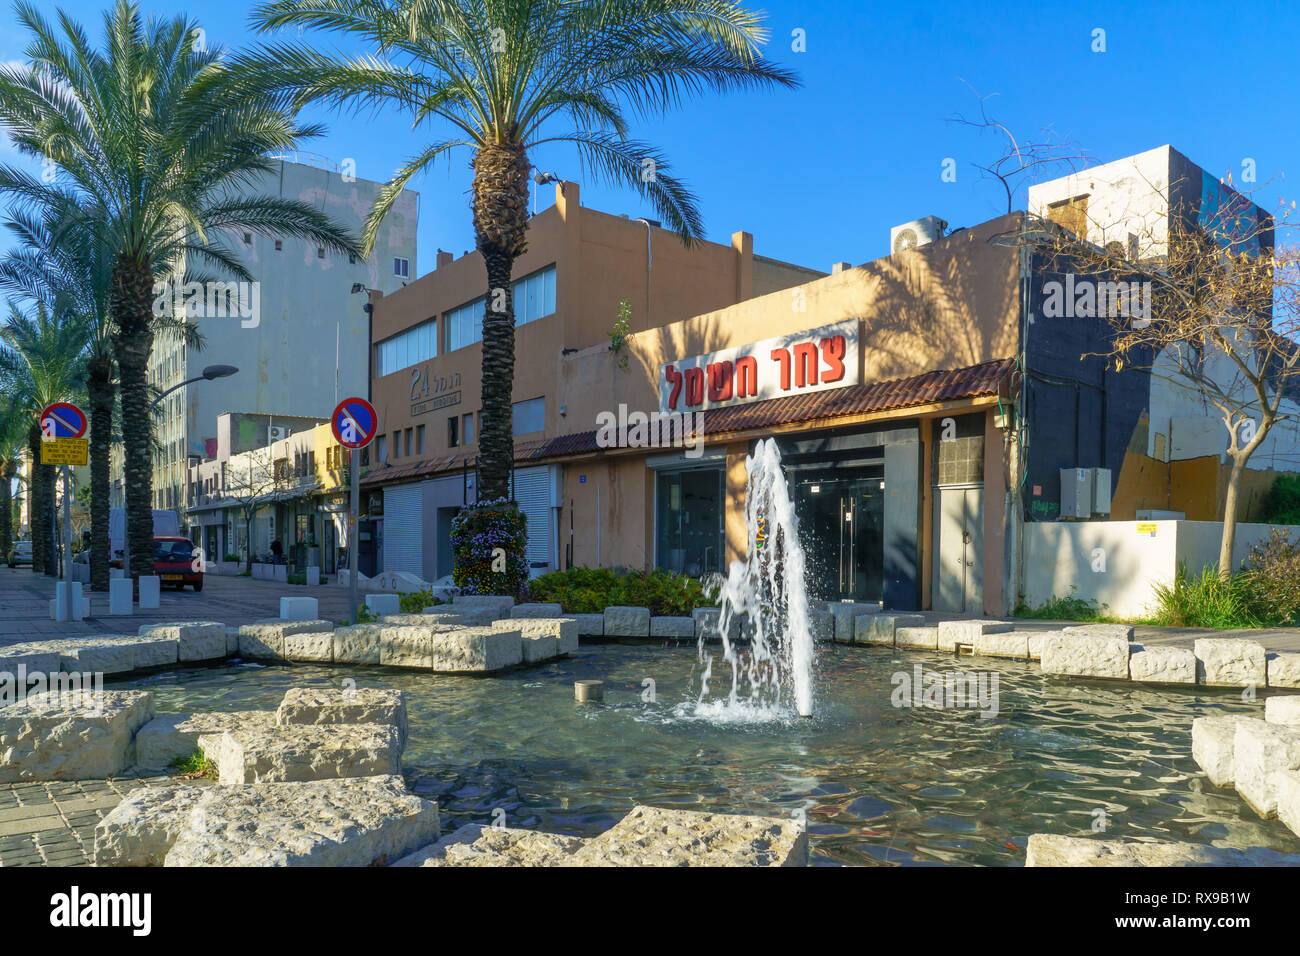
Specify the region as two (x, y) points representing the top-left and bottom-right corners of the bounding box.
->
(113, 643), (1300, 866)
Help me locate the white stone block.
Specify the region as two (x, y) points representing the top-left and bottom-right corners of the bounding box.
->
(1061, 623), (1134, 642)
(603, 605), (650, 637)
(1275, 770), (1300, 839)
(51, 582), (86, 621)
(894, 626), (938, 650)
(109, 578), (133, 615)
(140, 621), (226, 662)
(394, 822), (587, 867)
(829, 603), (878, 642)
(649, 616), (695, 639)
(691, 608), (720, 642)
(138, 575), (160, 609)
(1040, 633), (1129, 680)
(1265, 696), (1300, 727)
(567, 805), (807, 867)
(0, 645), (61, 678)
(450, 595), (515, 620)
(1233, 719), (1300, 817)
(365, 593), (402, 616)
(331, 624), (385, 664)
(971, 631), (1030, 659)
(428, 627), (523, 673)
(163, 775), (438, 867)
(237, 618), (334, 660)
(855, 614), (924, 646)
(135, 711), (275, 771)
(199, 722), (402, 784)
(0, 690), (154, 782)
(306, 567), (320, 586)
(1195, 638), (1267, 687)
(490, 617), (577, 655)
(284, 631), (334, 663)
(279, 596), (319, 620)
(276, 688), (407, 747)
(511, 603), (563, 619)
(1128, 644), (1197, 684)
(1267, 652), (1300, 689)
(1191, 715), (1255, 788)
(1026, 834), (1217, 867)
(937, 619), (1012, 652)
(94, 784), (208, 866)
(274, 564), (288, 583)
(521, 634), (558, 663)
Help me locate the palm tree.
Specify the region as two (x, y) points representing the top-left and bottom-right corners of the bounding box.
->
(0, 0), (361, 583)
(0, 300), (87, 576)
(0, 208), (117, 590)
(239, 0), (798, 500)
(0, 407), (24, 560)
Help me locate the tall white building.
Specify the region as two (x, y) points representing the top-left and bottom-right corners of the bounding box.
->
(110, 155), (418, 512)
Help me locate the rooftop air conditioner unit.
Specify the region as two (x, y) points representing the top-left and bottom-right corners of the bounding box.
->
(891, 216), (948, 255)
(268, 425), (288, 444)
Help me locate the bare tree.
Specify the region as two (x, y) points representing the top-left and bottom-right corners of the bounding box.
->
(950, 81), (1091, 214)
(218, 448), (285, 573)
(1033, 168), (1298, 576)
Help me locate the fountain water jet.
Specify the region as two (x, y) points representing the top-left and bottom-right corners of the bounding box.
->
(692, 438), (815, 721)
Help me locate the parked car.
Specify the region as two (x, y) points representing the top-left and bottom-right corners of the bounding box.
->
(153, 536), (203, 591)
(7, 541), (32, 568)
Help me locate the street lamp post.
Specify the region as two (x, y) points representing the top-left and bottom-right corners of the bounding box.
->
(123, 364), (239, 588)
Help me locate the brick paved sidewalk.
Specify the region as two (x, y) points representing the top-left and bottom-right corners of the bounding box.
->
(0, 774), (208, 867)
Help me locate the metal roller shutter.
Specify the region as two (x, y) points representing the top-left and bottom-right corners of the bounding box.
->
(383, 483), (423, 577)
(513, 467), (554, 575)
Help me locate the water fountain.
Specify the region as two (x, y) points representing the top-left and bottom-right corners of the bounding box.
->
(692, 438), (816, 721)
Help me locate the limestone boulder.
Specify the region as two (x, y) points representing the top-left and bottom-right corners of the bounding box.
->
(1028, 833), (1226, 866)
(1267, 652), (1300, 689)
(510, 603), (563, 619)
(199, 722), (402, 784)
(568, 613), (605, 638)
(1232, 719), (1300, 817)
(1266, 696), (1300, 727)
(0, 690), (154, 782)
(1195, 638), (1266, 688)
(894, 627), (938, 650)
(649, 616), (695, 640)
(937, 619), (1011, 652)
(164, 775), (439, 867)
(971, 632), (1030, 660)
(276, 687), (408, 747)
(449, 595), (515, 621)
(520, 634), (558, 663)
(1039, 633), (1129, 680)
(0, 644), (60, 678)
(490, 617), (578, 655)
(1191, 715), (1259, 788)
(393, 823), (588, 867)
(238, 619), (334, 661)
(283, 631), (334, 663)
(603, 606), (651, 637)
(567, 805), (807, 867)
(135, 710), (275, 771)
(807, 609), (834, 644)
(1061, 623), (1134, 642)
(429, 627), (523, 673)
(138, 621), (226, 662)
(1275, 770), (1300, 839)
(855, 614), (924, 646)
(93, 784), (208, 866)
(1128, 644), (1197, 684)
(331, 624), (385, 664)
(829, 603), (878, 643)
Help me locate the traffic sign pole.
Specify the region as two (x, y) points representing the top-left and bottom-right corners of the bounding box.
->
(350, 447), (359, 623)
(62, 465), (73, 621)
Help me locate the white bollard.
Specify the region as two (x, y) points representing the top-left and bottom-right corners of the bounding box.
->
(574, 679), (604, 703)
(364, 593), (401, 615)
(109, 577), (133, 615)
(138, 574), (160, 609)
(306, 567), (320, 586)
(279, 596), (319, 620)
(274, 565), (288, 583)
(51, 582), (87, 622)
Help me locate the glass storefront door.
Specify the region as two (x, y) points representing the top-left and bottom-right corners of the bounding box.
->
(789, 464), (885, 603)
(656, 468), (724, 577)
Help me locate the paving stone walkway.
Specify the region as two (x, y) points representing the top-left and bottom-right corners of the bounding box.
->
(0, 773), (206, 867)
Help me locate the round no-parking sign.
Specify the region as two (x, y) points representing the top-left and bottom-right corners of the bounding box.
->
(332, 397), (378, 449)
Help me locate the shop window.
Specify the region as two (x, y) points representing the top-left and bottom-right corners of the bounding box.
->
(933, 415), (985, 485)
(512, 397), (545, 435)
(656, 469), (724, 576)
(448, 415), (460, 447)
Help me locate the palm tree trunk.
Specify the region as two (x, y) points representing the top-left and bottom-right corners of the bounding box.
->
(87, 355), (115, 591)
(112, 255), (157, 585)
(0, 463), (13, 558)
(471, 143), (531, 502)
(27, 422), (50, 575)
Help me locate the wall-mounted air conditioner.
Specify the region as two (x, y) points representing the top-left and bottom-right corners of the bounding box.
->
(268, 425), (288, 444)
(890, 216), (948, 255)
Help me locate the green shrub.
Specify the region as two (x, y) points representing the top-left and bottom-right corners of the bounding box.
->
(1239, 528), (1300, 625)
(526, 566), (719, 616)
(400, 588), (442, 613)
(1013, 587), (1107, 621)
(354, 603), (380, 624)
(168, 750), (218, 780)
(1260, 474), (1300, 525)
(451, 498), (529, 597)
(222, 553), (240, 563)
(1149, 564), (1260, 629)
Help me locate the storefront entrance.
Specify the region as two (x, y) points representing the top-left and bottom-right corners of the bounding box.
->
(789, 464), (885, 603)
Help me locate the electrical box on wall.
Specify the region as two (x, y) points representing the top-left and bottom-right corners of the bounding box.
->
(1059, 467), (1112, 518)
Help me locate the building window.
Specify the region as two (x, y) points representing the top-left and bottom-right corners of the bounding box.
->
(375, 435), (387, 463)
(462, 413), (474, 445)
(391, 431), (400, 458)
(416, 424), (425, 455)
(448, 416), (460, 447)
(446, 296), (486, 352)
(374, 317), (436, 377)
(1046, 195), (1089, 241)
(349, 254), (357, 265)
(317, 246), (325, 259)
(274, 239), (283, 251)
(512, 397), (545, 435)
(394, 256), (409, 278)
(513, 264), (557, 327)
(243, 232), (252, 245)
(361, 447), (370, 466)
(403, 428), (412, 457)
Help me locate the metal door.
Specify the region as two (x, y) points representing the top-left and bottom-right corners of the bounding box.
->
(934, 487), (983, 613)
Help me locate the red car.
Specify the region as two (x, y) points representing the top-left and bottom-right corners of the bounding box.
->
(152, 536), (204, 591)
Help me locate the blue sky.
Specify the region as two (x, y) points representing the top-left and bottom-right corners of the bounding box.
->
(1, 0), (1297, 274)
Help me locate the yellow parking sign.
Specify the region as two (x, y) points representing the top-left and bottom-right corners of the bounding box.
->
(40, 437), (88, 466)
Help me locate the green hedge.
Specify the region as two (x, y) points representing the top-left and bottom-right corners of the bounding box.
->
(525, 567), (719, 616)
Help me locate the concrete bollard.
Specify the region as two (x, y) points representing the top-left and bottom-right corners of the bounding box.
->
(306, 567), (320, 586)
(109, 577), (133, 615)
(138, 575), (161, 609)
(574, 679), (604, 703)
